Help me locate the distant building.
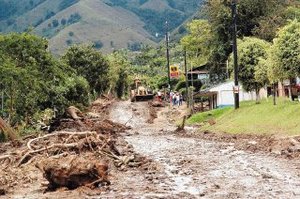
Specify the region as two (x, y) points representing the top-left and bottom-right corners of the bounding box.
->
(186, 66), (210, 84)
(208, 81), (267, 107)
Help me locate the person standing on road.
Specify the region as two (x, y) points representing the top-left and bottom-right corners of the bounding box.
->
(176, 93), (180, 107)
(173, 93), (177, 106)
(157, 91), (162, 102)
(170, 91), (174, 104)
(179, 94), (183, 106)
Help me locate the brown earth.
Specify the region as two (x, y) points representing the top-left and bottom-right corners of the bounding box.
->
(0, 98), (151, 198)
(1, 100), (300, 198)
(106, 101), (300, 198)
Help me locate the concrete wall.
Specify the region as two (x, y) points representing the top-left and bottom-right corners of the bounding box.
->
(209, 81), (267, 107)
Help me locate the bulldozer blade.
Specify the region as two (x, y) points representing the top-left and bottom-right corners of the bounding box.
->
(134, 95), (154, 102)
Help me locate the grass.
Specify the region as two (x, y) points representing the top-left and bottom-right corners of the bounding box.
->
(187, 98), (300, 136)
(187, 107), (232, 124)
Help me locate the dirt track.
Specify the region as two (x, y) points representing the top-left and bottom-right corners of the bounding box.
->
(108, 101), (300, 198)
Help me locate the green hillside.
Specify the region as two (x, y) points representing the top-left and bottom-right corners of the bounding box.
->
(0, 0), (203, 54)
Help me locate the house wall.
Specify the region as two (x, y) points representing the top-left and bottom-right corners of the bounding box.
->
(209, 81), (267, 107)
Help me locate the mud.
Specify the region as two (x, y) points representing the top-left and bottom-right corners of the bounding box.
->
(107, 101), (300, 198)
(1, 100), (300, 198)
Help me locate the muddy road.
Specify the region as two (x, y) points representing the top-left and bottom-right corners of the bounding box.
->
(109, 101), (300, 198)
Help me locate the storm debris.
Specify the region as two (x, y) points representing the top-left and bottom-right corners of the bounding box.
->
(0, 98), (144, 195)
(36, 155), (110, 190)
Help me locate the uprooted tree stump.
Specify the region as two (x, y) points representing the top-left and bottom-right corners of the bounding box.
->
(36, 155), (110, 190)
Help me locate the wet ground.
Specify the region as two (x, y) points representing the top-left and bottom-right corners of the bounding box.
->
(108, 101), (300, 198)
(1, 100), (300, 199)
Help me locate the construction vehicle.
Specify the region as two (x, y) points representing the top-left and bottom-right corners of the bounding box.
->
(130, 78), (154, 102)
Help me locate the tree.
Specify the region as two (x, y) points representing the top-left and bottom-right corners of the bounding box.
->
(52, 19), (59, 27)
(107, 50), (130, 98)
(229, 37), (270, 102)
(61, 18), (67, 26)
(63, 45), (110, 94)
(0, 33), (89, 125)
(253, 4), (300, 41)
(131, 45), (166, 77)
(202, 0), (293, 82)
(273, 19), (300, 78)
(271, 19), (300, 99)
(180, 20), (213, 66)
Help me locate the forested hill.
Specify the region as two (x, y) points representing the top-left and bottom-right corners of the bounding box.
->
(0, 0), (203, 54)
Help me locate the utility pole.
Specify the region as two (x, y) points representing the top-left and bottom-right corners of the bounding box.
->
(166, 21), (171, 92)
(232, 0), (239, 109)
(184, 49), (189, 108)
(190, 62), (194, 113)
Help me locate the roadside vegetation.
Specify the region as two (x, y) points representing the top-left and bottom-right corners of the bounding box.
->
(0, 32), (130, 138)
(188, 98), (300, 135)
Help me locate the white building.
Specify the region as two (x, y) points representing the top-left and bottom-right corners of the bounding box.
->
(209, 81), (267, 107)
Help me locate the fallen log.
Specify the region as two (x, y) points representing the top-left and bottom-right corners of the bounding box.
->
(36, 155), (110, 190)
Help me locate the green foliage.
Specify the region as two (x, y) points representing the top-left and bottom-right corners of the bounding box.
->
(272, 19), (300, 79)
(131, 45), (166, 77)
(93, 40), (103, 49)
(59, 0), (79, 11)
(63, 44), (110, 94)
(174, 79), (186, 92)
(202, 0), (296, 82)
(61, 18), (67, 26)
(45, 11), (55, 20)
(131, 8), (185, 39)
(187, 107), (232, 125)
(69, 31), (74, 37)
(107, 0), (202, 39)
(0, 32), (89, 124)
(107, 50), (130, 98)
(52, 19), (59, 27)
(67, 13), (81, 24)
(181, 20), (213, 66)
(127, 42), (142, 51)
(254, 58), (269, 86)
(50, 75), (90, 109)
(253, 3), (300, 41)
(229, 37), (270, 93)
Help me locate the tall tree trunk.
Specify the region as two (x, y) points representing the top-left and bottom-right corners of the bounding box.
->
(288, 78), (293, 101)
(255, 88), (260, 104)
(273, 83), (277, 105)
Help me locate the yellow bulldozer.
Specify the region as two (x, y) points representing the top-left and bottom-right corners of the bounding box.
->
(130, 78), (154, 102)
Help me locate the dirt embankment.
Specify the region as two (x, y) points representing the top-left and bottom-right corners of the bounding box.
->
(179, 130), (300, 160)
